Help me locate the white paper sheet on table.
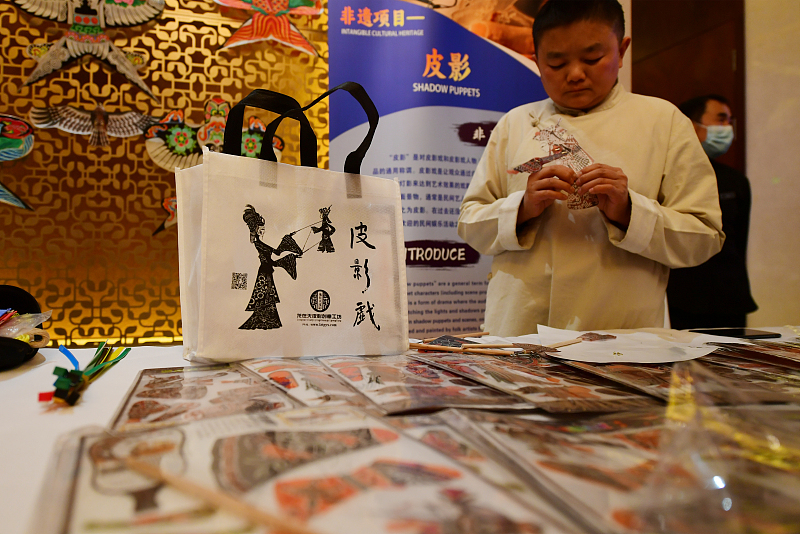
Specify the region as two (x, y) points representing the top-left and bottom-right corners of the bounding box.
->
(535, 325), (749, 363)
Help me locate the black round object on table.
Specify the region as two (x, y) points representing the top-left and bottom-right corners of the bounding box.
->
(0, 285), (43, 371)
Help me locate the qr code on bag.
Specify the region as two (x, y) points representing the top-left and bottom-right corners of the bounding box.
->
(231, 273), (247, 290)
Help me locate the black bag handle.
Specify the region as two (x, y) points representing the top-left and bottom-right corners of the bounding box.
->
(222, 89), (318, 166)
(263, 81), (379, 174)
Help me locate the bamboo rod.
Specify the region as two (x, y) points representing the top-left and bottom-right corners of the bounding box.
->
(410, 343), (517, 357)
(454, 331), (491, 338)
(410, 342), (464, 353)
(547, 338), (582, 349)
(421, 331), (490, 343)
(124, 457), (321, 534)
(460, 343), (516, 349)
(466, 348), (518, 356)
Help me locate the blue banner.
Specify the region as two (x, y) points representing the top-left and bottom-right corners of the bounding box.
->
(329, 0), (546, 338)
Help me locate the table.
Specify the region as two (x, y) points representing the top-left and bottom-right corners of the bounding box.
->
(1, 346), (188, 534)
(2, 326), (798, 534)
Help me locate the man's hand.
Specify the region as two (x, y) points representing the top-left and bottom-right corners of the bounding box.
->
(574, 163), (632, 228)
(513, 164), (575, 226)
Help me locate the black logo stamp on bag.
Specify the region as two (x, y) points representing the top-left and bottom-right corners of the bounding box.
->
(309, 290), (330, 312)
(298, 290), (341, 328)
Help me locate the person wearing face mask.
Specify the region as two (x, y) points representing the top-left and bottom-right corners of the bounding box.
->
(666, 95), (757, 329)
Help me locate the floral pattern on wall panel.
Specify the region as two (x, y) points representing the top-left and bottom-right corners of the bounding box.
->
(0, 0), (330, 345)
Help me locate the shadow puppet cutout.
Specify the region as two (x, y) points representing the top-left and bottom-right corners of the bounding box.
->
(239, 204), (303, 330)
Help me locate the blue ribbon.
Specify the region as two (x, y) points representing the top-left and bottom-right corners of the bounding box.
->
(58, 345), (80, 370)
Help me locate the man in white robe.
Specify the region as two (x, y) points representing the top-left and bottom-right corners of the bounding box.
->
(458, 0), (723, 336)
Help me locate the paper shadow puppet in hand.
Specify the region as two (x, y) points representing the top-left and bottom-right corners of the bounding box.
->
(240, 204), (303, 330)
(511, 121), (599, 210)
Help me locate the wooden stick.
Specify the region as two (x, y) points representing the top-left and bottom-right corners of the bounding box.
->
(421, 331), (490, 343)
(460, 343), (516, 349)
(455, 331), (491, 338)
(124, 457), (321, 534)
(410, 342), (464, 353)
(410, 343), (517, 357)
(466, 348), (518, 356)
(547, 338), (582, 349)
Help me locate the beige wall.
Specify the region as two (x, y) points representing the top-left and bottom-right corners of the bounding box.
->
(745, 0), (800, 326)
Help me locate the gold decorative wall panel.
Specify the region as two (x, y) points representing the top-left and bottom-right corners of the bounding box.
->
(0, 0), (330, 346)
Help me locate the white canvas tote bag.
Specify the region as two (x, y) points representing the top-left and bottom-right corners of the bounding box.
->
(176, 83), (408, 361)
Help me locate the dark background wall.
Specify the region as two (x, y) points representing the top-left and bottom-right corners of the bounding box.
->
(632, 0), (745, 173)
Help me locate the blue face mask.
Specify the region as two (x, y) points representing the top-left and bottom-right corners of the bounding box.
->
(698, 124), (734, 159)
